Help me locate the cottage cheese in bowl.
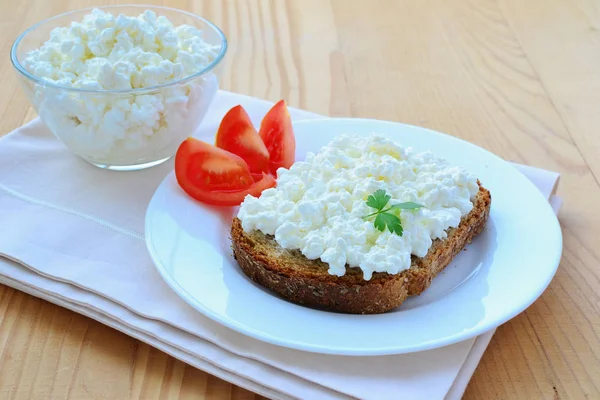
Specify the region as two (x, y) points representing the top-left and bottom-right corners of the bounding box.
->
(12, 6), (227, 169)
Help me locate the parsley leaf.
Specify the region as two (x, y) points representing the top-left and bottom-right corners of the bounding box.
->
(374, 213), (404, 235)
(366, 189), (390, 211)
(362, 190), (423, 236)
(390, 201), (423, 211)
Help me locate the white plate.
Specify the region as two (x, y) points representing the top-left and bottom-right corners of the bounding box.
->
(145, 118), (562, 356)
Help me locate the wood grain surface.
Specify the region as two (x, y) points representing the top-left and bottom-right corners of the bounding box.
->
(1, 0), (598, 399)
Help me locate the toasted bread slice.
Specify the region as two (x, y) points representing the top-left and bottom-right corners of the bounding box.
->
(231, 183), (491, 314)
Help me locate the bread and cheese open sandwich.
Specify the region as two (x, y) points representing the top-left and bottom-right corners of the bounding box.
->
(231, 134), (491, 314)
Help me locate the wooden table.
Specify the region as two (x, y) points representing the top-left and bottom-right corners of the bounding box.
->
(1, 0), (598, 398)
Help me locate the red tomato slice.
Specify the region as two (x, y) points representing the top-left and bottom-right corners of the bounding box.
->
(175, 137), (253, 192)
(215, 105), (270, 173)
(258, 100), (296, 175)
(175, 137), (276, 206)
(181, 173), (276, 207)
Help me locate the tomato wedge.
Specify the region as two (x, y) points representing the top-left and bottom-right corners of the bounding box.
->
(215, 105), (270, 173)
(259, 100), (296, 175)
(181, 173), (276, 207)
(175, 137), (276, 206)
(176, 137), (253, 191)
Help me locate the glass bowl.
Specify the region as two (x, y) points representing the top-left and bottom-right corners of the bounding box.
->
(10, 5), (227, 170)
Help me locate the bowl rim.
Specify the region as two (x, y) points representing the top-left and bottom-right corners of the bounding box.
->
(10, 4), (228, 94)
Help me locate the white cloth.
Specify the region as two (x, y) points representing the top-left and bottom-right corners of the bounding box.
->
(0, 91), (561, 400)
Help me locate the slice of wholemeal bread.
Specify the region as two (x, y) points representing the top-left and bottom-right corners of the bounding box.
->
(230, 183), (491, 314)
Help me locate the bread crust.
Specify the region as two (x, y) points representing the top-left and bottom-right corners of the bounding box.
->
(231, 184), (491, 314)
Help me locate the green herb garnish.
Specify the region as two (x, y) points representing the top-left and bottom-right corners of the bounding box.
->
(362, 189), (423, 236)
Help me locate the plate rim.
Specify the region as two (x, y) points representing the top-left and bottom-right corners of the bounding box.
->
(145, 117), (563, 356)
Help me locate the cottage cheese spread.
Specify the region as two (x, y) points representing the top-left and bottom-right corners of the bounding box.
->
(22, 9), (220, 164)
(237, 134), (480, 280)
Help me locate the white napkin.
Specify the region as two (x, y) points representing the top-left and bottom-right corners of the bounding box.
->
(0, 91), (561, 400)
